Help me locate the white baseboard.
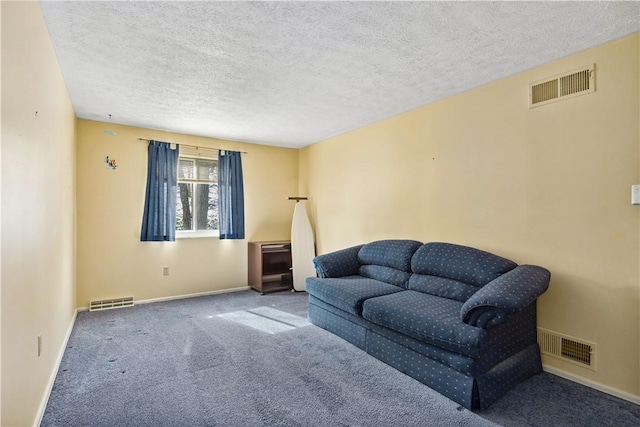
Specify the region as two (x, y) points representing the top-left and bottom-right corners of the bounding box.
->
(35, 308), (78, 427)
(77, 286), (251, 311)
(543, 364), (640, 405)
(135, 286), (251, 305)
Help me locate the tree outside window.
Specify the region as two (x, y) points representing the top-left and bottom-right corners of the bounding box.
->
(176, 157), (218, 233)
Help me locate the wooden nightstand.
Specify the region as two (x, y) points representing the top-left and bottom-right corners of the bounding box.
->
(248, 241), (293, 294)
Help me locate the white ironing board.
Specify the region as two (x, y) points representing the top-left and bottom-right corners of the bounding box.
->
(291, 200), (316, 291)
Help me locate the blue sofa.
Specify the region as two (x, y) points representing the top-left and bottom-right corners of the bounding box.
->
(306, 240), (550, 410)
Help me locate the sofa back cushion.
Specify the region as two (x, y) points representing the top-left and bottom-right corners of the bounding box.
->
(358, 240), (422, 287)
(409, 242), (517, 301)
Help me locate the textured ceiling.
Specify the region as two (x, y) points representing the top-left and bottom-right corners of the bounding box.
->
(40, 1), (639, 148)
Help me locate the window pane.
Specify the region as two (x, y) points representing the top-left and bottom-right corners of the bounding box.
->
(178, 159), (195, 180)
(197, 159), (217, 182)
(176, 182), (193, 230)
(177, 155), (218, 233)
(195, 183), (218, 230)
(208, 183), (219, 230)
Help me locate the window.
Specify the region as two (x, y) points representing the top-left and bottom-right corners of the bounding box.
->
(176, 156), (218, 237)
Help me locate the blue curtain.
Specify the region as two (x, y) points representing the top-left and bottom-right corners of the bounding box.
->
(140, 141), (179, 241)
(218, 150), (245, 239)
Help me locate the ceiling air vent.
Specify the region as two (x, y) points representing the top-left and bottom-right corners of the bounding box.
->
(529, 64), (595, 108)
(537, 328), (596, 370)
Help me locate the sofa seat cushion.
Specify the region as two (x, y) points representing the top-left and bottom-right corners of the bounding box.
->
(362, 290), (488, 358)
(305, 276), (404, 316)
(407, 274), (478, 303)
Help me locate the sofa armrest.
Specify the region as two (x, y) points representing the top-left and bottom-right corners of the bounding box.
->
(461, 265), (551, 329)
(313, 245), (364, 278)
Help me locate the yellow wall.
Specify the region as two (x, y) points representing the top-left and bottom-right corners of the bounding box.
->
(1, 2), (637, 422)
(300, 34), (640, 398)
(1, 2), (77, 426)
(75, 120), (298, 307)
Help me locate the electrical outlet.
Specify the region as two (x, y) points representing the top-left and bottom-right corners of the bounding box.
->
(38, 334), (42, 357)
(163, 266), (170, 276)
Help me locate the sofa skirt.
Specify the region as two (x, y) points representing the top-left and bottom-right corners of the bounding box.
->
(308, 295), (370, 351)
(308, 295), (542, 410)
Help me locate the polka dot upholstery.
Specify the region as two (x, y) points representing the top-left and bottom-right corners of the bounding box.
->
(359, 265), (411, 287)
(306, 239), (551, 410)
(363, 291), (487, 358)
(357, 240), (422, 286)
(411, 242), (517, 287)
(474, 343), (543, 410)
(357, 239), (422, 271)
(366, 302), (538, 376)
(367, 330), (477, 409)
(306, 276), (403, 316)
(308, 295), (369, 350)
(313, 244), (364, 278)
(309, 293), (543, 410)
(407, 274), (478, 302)
(461, 265), (551, 328)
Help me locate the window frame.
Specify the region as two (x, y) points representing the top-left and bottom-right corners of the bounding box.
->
(176, 154), (219, 239)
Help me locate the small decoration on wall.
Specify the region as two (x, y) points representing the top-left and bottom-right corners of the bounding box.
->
(105, 156), (117, 170)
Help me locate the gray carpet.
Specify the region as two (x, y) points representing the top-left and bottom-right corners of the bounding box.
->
(42, 291), (639, 427)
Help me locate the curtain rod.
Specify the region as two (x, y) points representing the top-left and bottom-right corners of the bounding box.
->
(137, 138), (247, 154)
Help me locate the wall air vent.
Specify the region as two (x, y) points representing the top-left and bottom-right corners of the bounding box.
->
(537, 328), (596, 370)
(89, 296), (134, 312)
(529, 64), (595, 108)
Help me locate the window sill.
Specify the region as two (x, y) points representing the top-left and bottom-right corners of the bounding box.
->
(176, 230), (220, 239)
